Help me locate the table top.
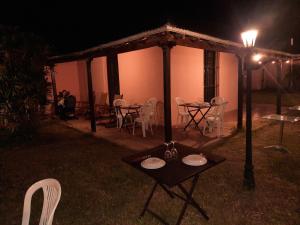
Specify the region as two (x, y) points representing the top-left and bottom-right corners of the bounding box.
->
(179, 102), (211, 109)
(123, 143), (225, 187)
(262, 114), (300, 123)
(288, 105), (300, 111)
(119, 104), (141, 110)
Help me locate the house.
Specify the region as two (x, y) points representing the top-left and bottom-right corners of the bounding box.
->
(47, 24), (299, 141)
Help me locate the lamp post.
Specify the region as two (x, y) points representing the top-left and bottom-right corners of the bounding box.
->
(241, 29), (257, 189)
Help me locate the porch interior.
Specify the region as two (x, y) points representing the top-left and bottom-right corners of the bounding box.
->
(61, 102), (283, 151)
(63, 110), (237, 151)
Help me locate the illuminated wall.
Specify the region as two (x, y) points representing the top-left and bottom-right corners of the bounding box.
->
(219, 52), (238, 113)
(91, 57), (109, 104)
(118, 47), (164, 123)
(55, 61), (88, 102)
(171, 46), (204, 125)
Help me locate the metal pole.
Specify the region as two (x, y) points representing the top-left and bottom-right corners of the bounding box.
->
(244, 52), (255, 189)
(237, 55), (244, 130)
(276, 61), (282, 114)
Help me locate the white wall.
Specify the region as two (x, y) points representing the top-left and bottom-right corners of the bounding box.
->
(91, 57), (109, 104)
(171, 46), (204, 125)
(219, 52), (238, 113)
(118, 47), (164, 123)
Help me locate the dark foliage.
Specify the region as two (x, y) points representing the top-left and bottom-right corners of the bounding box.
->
(0, 26), (51, 139)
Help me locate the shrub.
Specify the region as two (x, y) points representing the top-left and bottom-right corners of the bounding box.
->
(0, 26), (51, 139)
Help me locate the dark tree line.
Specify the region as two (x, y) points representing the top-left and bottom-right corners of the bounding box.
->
(0, 26), (51, 138)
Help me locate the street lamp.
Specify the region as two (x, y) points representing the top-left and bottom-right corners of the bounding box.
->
(241, 29), (257, 189)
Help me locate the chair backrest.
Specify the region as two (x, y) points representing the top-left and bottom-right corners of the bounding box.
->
(113, 99), (127, 107)
(210, 97), (227, 117)
(140, 103), (153, 121)
(146, 97), (158, 115)
(175, 97), (187, 114)
(114, 94), (123, 100)
(210, 96), (225, 106)
(21, 178), (61, 225)
(113, 99), (128, 115)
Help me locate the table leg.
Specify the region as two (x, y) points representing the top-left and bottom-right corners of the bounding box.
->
(264, 121), (289, 152)
(140, 182), (158, 217)
(279, 121), (284, 145)
(178, 184), (209, 220)
(159, 183), (174, 198)
(184, 109), (200, 131)
(175, 175), (200, 225)
(196, 106), (211, 129)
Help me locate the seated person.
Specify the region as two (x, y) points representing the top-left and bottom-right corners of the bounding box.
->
(57, 91), (77, 120)
(57, 91), (65, 116)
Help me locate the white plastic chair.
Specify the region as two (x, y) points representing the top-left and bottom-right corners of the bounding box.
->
(21, 178), (61, 225)
(175, 97), (190, 127)
(203, 97), (227, 137)
(146, 97), (158, 126)
(113, 99), (129, 128)
(133, 103), (153, 137)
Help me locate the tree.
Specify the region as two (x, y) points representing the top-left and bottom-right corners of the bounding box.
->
(0, 26), (51, 137)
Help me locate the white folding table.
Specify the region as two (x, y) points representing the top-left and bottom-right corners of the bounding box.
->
(262, 114), (300, 152)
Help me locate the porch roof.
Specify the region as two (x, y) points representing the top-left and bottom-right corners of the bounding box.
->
(48, 24), (300, 64)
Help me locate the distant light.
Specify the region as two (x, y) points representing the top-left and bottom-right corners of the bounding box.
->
(241, 29), (258, 48)
(272, 61), (276, 64)
(252, 53), (263, 62)
(286, 60), (290, 64)
(258, 61), (262, 64)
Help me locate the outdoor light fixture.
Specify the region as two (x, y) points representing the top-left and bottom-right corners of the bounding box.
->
(252, 54), (263, 62)
(241, 29), (258, 48)
(286, 60), (290, 64)
(272, 61), (276, 64)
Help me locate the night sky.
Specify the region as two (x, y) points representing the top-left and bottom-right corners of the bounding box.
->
(1, 0), (300, 55)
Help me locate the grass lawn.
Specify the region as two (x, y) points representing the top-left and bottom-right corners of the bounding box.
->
(252, 90), (300, 106)
(0, 120), (299, 225)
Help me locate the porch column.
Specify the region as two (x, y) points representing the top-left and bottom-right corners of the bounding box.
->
(244, 54), (255, 189)
(276, 60), (283, 114)
(237, 55), (244, 130)
(107, 54), (120, 107)
(50, 65), (58, 114)
(86, 58), (96, 132)
(161, 44), (174, 142)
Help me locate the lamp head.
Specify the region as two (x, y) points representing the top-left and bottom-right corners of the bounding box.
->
(241, 29), (258, 48)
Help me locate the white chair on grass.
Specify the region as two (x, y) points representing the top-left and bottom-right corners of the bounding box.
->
(175, 97), (190, 127)
(203, 96), (227, 137)
(146, 97), (158, 126)
(21, 178), (61, 225)
(113, 99), (129, 128)
(133, 103), (153, 138)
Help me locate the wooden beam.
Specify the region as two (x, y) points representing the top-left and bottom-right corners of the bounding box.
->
(237, 55), (244, 130)
(175, 36), (242, 54)
(107, 54), (120, 106)
(86, 58), (96, 132)
(161, 43), (174, 142)
(49, 66), (58, 114)
(276, 61), (283, 114)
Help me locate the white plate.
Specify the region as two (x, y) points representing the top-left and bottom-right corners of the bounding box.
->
(141, 157), (166, 169)
(182, 154), (207, 166)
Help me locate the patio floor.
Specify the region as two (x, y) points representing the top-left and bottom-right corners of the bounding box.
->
(62, 104), (288, 151)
